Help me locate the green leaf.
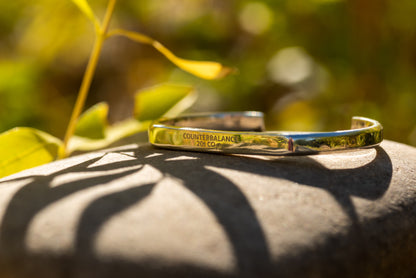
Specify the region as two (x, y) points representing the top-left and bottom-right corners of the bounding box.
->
(68, 102), (148, 153)
(134, 83), (196, 121)
(74, 102), (108, 139)
(70, 101), (145, 152)
(70, 0), (101, 31)
(107, 29), (234, 80)
(0, 128), (63, 178)
(152, 41), (234, 80)
(68, 119), (149, 153)
(67, 83), (196, 154)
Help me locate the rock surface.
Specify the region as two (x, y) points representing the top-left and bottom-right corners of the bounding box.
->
(0, 140), (415, 278)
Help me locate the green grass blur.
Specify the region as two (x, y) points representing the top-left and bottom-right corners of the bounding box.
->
(1, 0), (415, 146)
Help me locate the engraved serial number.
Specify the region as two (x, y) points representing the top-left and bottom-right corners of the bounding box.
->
(195, 140), (216, 147)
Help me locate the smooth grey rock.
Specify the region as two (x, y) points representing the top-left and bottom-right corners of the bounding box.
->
(0, 140), (415, 278)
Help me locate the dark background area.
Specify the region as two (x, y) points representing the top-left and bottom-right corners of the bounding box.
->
(1, 0), (415, 146)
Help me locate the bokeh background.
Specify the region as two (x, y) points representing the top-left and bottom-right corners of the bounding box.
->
(1, 0), (416, 146)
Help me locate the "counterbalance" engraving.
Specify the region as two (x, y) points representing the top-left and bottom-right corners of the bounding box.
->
(183, 133), (239, 148)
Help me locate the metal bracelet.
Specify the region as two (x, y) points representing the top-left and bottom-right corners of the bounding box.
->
(148, 112), (383, 155)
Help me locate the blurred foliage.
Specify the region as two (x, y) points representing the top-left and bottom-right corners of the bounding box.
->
(1, 0), (416, 146)
(0, 127), (62, 178)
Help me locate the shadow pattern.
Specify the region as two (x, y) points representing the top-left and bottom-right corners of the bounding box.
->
(0, 144), (394, 278)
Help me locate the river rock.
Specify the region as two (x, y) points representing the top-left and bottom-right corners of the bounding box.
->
(0, 140), (415, 278)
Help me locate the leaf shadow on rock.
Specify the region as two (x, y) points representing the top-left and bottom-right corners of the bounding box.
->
(0, 144), (392, 277)
(0, 156), (144, 254)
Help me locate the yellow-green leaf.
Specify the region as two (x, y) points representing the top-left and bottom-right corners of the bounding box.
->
(74, 102), (108, 139)
(107, 29), (234, 80)
(70, 0), (100, 31)
(68, 119), (149, 153)
(134, 83), (197, 121)
(152, 41), (233, 80)
(0, 128), (63, 178)
(68, 84), (196, 153)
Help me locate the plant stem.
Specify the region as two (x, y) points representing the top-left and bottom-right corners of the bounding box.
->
(62, 0), (117, 157)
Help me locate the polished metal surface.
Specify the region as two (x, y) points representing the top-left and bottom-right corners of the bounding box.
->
(148, 112), (383, 155)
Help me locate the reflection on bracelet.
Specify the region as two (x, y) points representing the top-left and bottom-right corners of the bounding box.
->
(148, 112), (383, 155)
